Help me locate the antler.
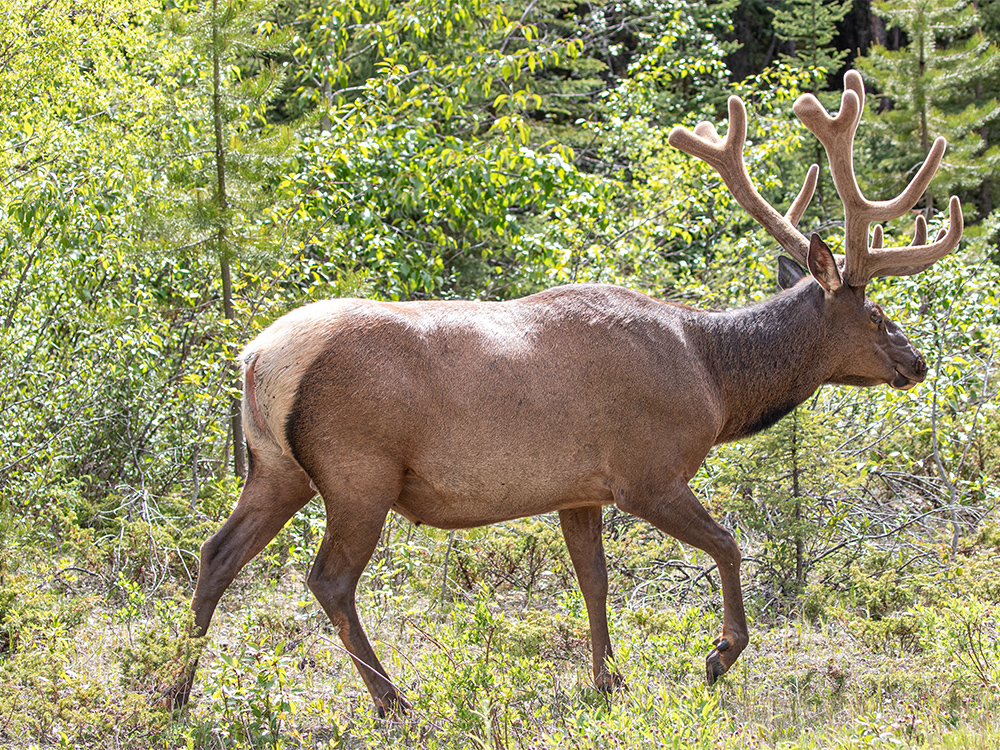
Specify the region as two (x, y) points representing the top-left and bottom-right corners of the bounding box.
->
(793, 70), (963, 285)
(667, 97), (818, 269)
(668, 70), (963, 287)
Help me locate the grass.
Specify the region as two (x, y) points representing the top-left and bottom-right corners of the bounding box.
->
(0, 496), (998, 749)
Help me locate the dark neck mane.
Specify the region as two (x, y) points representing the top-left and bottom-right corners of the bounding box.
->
(691, 283), (832, 443)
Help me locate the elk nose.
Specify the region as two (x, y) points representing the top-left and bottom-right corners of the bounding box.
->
(893, 351), (928, 390)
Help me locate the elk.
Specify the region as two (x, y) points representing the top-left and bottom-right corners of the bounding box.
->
(183, 71), (962, 714)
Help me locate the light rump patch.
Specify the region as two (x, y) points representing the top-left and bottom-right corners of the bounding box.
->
(242, 353), (273, 443)
(239, 299), (363, 459)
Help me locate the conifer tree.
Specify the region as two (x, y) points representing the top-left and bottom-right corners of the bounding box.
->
(716, 407), (856, 597)
(857, 0), (1000, 218)
(152, 0), (295, 477)
(772, 0), (852, 95)
(771, 0), (852, 214)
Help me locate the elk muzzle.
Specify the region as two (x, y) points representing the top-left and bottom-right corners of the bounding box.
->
(890, 351), (927, 390)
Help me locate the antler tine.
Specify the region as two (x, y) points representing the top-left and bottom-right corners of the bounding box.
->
(871, 212), (927, 251)
(693, 121), (723, 143)
(785, 164), (819, 227)
(866, 196), (964, 278)
(912, 214), (927, 246)
(873, 215), (930, 251)
(793, 70), (961, 285)
(668, 96), (813, 265)
(793, 74), (869, 282)
(667, 96), (747, 166)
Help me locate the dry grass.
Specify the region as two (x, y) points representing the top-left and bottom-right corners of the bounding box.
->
(1, 514), (998, 749)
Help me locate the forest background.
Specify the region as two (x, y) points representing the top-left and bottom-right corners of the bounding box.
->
(1, 0), (999, 747)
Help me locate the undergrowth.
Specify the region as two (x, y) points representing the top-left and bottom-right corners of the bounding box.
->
(1, 485), (998, 749)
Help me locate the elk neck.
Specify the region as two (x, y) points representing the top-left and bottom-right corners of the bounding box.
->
(687, 281), (835, 444)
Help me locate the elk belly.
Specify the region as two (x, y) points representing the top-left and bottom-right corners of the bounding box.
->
(392, 462), (613, 530)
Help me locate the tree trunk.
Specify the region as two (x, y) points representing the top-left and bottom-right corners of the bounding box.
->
(213, 0), (245, 479)
(917, 16), (934, 215)
(791, 409), (804, 591)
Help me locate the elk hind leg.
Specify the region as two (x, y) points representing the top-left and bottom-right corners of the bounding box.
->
(192, 456), (316, 635)
(306, 471), (407, 716)
(170, 455), (315, 708)
(559, 505), (624, 692)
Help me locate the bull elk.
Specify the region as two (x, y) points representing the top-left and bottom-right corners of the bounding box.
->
(183, 71), (962, 713)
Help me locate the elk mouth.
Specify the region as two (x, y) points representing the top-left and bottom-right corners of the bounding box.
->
(891, 368), (923, 390)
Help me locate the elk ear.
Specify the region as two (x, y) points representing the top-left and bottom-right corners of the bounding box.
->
(806, 233), (843, 293)
(777, 256), (807, 289)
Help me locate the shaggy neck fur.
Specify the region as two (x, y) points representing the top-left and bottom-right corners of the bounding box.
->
(688, 281), (834, 443)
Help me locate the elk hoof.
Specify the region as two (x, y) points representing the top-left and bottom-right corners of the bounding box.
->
(705, 638), (730, 686)
(159, 669), (196, 710)
(595, 670), (627, 695)
(374, 691), (411, 718)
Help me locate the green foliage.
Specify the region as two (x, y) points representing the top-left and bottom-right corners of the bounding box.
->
(0, 0), (177, 513)
(149, 0), (297, 265)
(857, 0), (1000, 214)
(0, 571), (170, 746)
(443, 518), (574, 603)
(580, 63), (824, 304)
(275, 0), (602, 300)
(837, 244), (1000, 551)
(270, 0), (755, 301)
(197, 612), (304, 748)
(150, 0), (303, 476)
(714, 407), (860, 598)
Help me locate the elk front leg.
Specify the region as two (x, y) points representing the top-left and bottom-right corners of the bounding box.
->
(620, 477), (748, 684)
(559, 506), (623, 692)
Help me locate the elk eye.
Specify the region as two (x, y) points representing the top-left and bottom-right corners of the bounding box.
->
(870, 311), (883, 326)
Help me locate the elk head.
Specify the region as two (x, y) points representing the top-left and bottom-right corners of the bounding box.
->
(667, 70), (963, 392)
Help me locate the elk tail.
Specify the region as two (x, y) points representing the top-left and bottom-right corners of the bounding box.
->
(242, 351), (275, 444)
